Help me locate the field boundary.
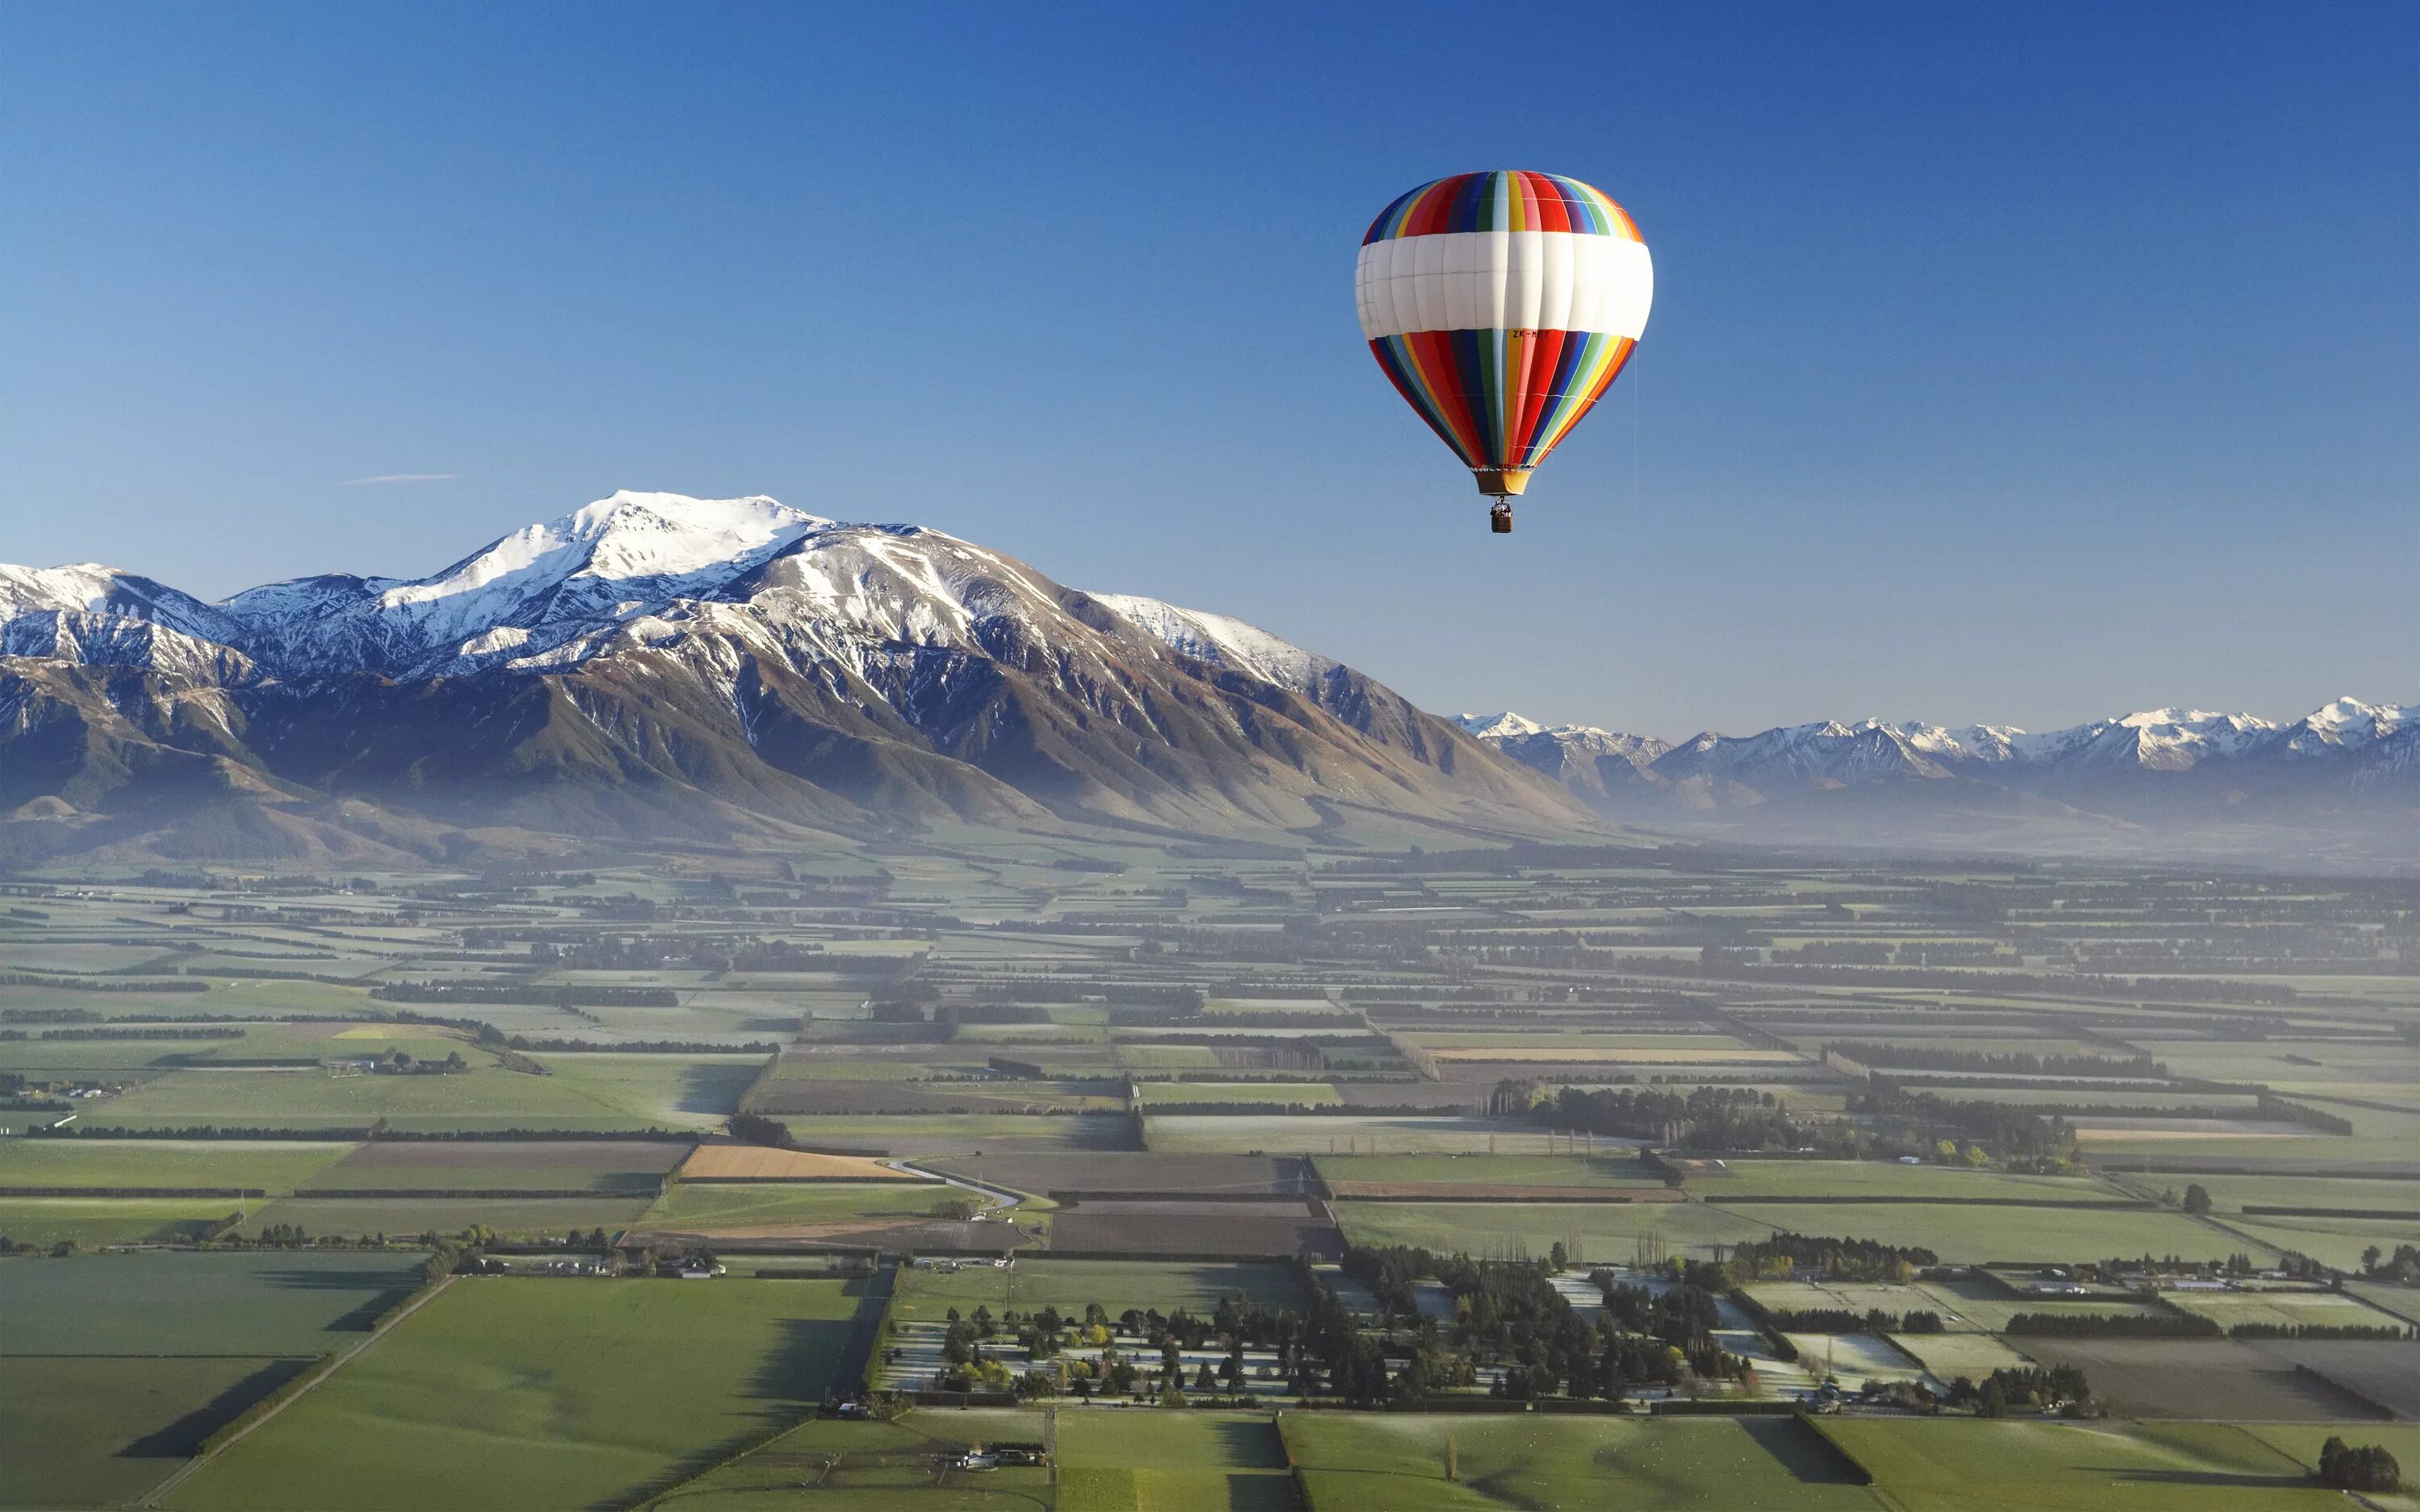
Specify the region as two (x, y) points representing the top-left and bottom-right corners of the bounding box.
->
(136, 1272), (457, 1509)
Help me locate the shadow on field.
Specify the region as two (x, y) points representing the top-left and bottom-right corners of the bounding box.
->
(119, 1358), (314, 1459)
(1207, 1417), (1290, 1469)
(745, 1318), (857, 1402)
(1741, 1418), (1873, 1485)
(2097, 1469), (2316, 1489)
(677, 1063), (756, 1117)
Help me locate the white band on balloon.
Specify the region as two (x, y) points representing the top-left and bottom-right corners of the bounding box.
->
(1354, 231), (1653, 344)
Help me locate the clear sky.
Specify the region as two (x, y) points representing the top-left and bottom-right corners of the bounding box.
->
(4, 2), (2412, 738)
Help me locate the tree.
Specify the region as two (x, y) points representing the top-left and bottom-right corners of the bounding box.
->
(2182, 1184), (2213, 1215)
(2320, 1437), (2402, 1493)
(1548, 1241), (1569, 1272)
(2362, 1245), (2383, 1272)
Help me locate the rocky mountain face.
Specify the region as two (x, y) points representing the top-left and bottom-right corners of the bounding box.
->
(0, 491), (1586, 864)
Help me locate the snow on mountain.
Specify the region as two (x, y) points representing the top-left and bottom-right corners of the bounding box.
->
(1454, 712), (1667, 768)
(1091, 594), (1337, 697)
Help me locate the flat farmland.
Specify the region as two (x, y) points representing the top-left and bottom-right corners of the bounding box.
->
(891, 1258), (1311, 1318)
(2239, 1338), (2420, 1418)
(2163, 1287), (2403, 1331)
(928, 1152), (1312, 1199)
(239, 1193), (656, 1240)
(1135, 1081), (1345, 1106)
(1815, 1418), (2343, 1510)
(1145, 1115), (1552, 1155)
(1057, 1410), (1300, 1510)
(0, 1250), (424, 1355)
(2226, 1213), (2420, 1271)
(770, 1114), (1141, 1156)
(83, 1063), (669, 1131)
(165, 1277), (874, 1512)
(302, 1139), (691, 1193)
(2015, 1338), (2396, 1420)
(0, 1138), (357, 1192)
(753, 1077), (1125, 1114)
(0, 1195), (242, 1246)
(1695, 1202), (2230, 1262)
(1314, 1153), (1656, 1191)
(678, 1145), (920, 1180)
(1280, 1414), (1885, 1510)
(640, 1181), (963, 1229)
(1, 1356), (311, 1510)
(1887, 1331), (2037, 1379)
(1337, 1199), (1780, 1264)
(1049, 1198), (1341, 1258)
(532, 1054), (767, 1128)
(1686, 1160), (2130, 1203)
(662, 1408), (1052, 1510)
(2169, 1174), (2420, 1214)
(1904, 1276), (2169, 1332)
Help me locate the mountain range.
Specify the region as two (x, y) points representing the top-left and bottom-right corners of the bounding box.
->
(2, 490), (2407, 868)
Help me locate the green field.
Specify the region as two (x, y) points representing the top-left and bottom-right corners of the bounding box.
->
(2223, 1213), (2420, 1271)
(166, 1277), (873, 1511)
(1146, 1115), (1550, 1156)
(1314, 1152), (1654, 1188)
(298, 1139), (690, 1193)
(1336, 1199), (1779, 1263)
(1688, 1160), (2129, 1202)
(659, 1409), (1052, 1510)
(1280, 1414), (1886, 1510)
(236, 1193), (657, 1241)
(0, 1356), (312, 1510)
(0, 1249), (424, 1356)
(0, 1195), (245, 1247)
(2163, 1287), (2406, 1331)
(1135, 1081), (1343, 1106)
(0, 1251), (427, 1507)
(640, 1181), (963, 1229)
(1814, 1418), (2347, 1510)
(1696, 1202), (2232, 1263)
(0, 1138), (358, 1192)
(1058, 1411), (1300, 1511)
(892, 1258), (1310, 1319)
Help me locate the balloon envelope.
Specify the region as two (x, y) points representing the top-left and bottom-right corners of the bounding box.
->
(1355, 171), (1651, 497)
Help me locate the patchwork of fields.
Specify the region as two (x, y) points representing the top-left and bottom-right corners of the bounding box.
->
(2, 849), (2414, 1508)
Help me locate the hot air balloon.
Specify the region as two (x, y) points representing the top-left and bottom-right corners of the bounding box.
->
(1355, 171), (1653, 532)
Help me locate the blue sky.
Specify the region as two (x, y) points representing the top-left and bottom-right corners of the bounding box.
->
(4, 2), (2411, 736)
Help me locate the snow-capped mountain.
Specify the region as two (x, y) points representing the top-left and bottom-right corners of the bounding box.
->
(2, 489), (2405, 867)
(0, 491), (1580, 863)
(1459, 700), (2414, 826)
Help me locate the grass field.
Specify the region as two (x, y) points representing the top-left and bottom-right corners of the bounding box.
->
(2167, 1174), (2420, 1214)
(640, 1182), (965, 1229)
(0, 1194), (243, 1246)
(2224, 1213), (2420, 1271)
(166, 1277), (873, 1511)
(0, 1138), (359, 1192)
(659, 1409), (1051, 1510)
(1336, 1199), (1779, 1264)
(0, 1249), (424, 1356)
(1280, 1414), (1886, 1510)
(769, 1114), (1140, 1156)
(1147, 1115), (1551, 1156)
(2163, 1288), (2404, 1331)
(891, 1258), (1310, 1319)
(301, 1139), (691, 1193)
(237, 1193), (657, 1240)
(1887, 1330), (2037, 1379)
(1057, 1411), (1300, 1511)
(1, 1356), (313, 1510)
(83, 1063), (665, 1131)
(1135, 1081), (1344, 1106)
(1696, 1202), (2232, 1262)
(1688, 1160), (2130, 1202)
(1814, 1418), (2345, 1510)
(1313, 1152), (1653, 1189)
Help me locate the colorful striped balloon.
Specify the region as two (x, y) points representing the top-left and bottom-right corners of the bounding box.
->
(1355, 171), (1652, 511)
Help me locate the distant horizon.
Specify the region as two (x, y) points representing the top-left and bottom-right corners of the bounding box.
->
(5, 483), (2401, 744)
